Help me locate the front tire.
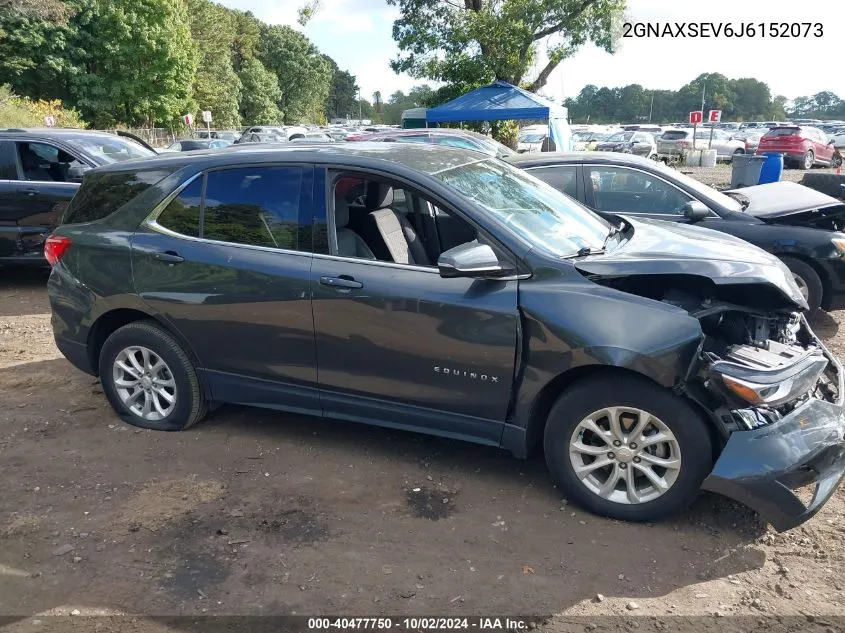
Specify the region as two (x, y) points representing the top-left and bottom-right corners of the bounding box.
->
(779, 256), (823, 315)
(544, 374), (713, 523)
(99, 321), (208, 431)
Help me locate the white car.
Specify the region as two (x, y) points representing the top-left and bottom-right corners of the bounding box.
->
(829, 128), (845, 149)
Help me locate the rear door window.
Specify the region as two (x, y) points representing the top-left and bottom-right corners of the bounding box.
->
(528, 165), (579, 199)
(64, 168), (176, 223)
(202, 166), (304, 251)
(155, 177), (202, 237)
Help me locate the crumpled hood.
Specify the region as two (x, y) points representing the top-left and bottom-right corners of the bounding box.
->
(575, 216), (808, 309)
(725, 181), (843, 218)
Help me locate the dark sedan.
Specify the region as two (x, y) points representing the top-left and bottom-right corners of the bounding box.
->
(506, 152), (845, 314)
(167, 139), (232, 151)
(0, 128), (156, 265)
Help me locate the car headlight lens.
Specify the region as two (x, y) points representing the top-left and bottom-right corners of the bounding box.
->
(713, 356), (828, 407)
(831, 237), (845, 256)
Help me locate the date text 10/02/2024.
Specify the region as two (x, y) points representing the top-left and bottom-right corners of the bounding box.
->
(307, 617), (535, 630)
(622, 22), (823, 38)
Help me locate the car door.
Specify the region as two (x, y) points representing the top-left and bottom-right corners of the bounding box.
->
(132, 164), (320, 413)
(631, 133), (653, 157)
(0, 140), (81, 260)
(309, 168), (519, 444)
(811, 128), (834, 163)
(0, 140), (22, 258)
(522, 164), (583, 202)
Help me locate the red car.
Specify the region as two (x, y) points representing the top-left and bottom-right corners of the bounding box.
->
(756, 125), (839, 170)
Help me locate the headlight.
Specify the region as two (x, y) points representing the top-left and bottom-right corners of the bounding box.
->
(831, 237), (845, 255)
(711, 355), (828, 407)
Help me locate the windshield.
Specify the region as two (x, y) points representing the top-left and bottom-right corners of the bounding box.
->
(521, 134), (546, 143)
(650, 160), (743, 212)
(606, 132), (634, 142)
(433, 159), (610, 257)
(75, 136), (156, 163)
(474, 135), (516, 158)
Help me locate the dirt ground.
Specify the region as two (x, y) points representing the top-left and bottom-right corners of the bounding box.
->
(1, 268), (845, 632)
(680, 163), (840, 190)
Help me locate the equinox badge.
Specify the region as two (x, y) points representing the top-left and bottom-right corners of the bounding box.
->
(434, 366), (499, 383)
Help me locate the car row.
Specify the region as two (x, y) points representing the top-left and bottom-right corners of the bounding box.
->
(43, 142), (845, 532)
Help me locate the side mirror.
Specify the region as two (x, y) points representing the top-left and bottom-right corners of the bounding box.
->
(683, 200), (710, 222)
(829, 140), (835, 145)
(437, 242), (513, 279)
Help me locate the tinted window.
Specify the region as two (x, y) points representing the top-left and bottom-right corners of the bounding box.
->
(64, 168), (176, 224)
(16, 141), (87, 182)
(393, 135), (430, 144)
(202, 167), (303, 250)
(156, 176), (202, 237)
(661, 131), (689, 140)
(0, 141), (18, 179)
(588, 166), (693, 215)
(529, 166), (579, 199)
(765, 127), (801, 137)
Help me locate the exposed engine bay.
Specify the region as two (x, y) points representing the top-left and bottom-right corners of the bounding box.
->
(590, 274), (841, 432)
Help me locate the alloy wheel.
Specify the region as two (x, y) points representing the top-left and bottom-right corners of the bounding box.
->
(568, 406), (682, 505)
(112, 346), (177, 421)
(792, 273), (810, 302)
(804, 151), (814, 169)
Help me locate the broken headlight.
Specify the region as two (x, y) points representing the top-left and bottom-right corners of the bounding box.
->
(710, 354), (829, 408)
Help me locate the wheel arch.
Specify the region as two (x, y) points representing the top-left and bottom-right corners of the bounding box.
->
(87, 308), (204, 384)
(518, 364), (720, 460)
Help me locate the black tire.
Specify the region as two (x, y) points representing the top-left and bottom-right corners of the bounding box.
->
(779, 256), (823, 315)
(544, 374), (713, 523)
(832, 152), (842, 169)
(98, 320), (207, 431)
(800, 172), (845, 198)
(799, 149), (814, 170)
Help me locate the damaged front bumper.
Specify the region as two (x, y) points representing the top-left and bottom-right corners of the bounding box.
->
(702, 337), (845, 531)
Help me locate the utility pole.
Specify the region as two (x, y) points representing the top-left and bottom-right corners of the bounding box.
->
(358, 88), (362, 124)
(648, 93), (654, 123)
(700, 81), (706, 112)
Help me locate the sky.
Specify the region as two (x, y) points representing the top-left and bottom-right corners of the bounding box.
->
(220, 0), (845, 104)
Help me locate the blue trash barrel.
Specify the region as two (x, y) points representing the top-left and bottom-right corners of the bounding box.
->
(758, 152), (783, 184)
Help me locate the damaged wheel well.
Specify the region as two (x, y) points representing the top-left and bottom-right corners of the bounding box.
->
(523, 365), (722, 459)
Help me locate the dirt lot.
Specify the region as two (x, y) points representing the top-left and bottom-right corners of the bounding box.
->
(679, 164), (840, 190)
(1, 268), (845, 630)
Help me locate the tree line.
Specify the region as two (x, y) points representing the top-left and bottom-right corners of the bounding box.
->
(563, 72), (845, 124)
(0, 0), (434, 129)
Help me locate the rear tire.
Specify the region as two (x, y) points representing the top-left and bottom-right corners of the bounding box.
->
(99, 321), (207, 431)
(543, 374), (713, 523)
(800, 150), (814, 170)
(779, 256), (823, 315)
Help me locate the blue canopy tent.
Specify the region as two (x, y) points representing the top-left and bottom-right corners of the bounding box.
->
(425, 81), (571, 151)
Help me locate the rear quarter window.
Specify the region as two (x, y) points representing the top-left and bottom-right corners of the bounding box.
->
(63, 168), (176, 224)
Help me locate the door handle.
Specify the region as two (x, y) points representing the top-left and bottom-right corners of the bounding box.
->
(319, 275), (363, 289)
(22, 188), (38, 195)
(153, 250), (185, 263)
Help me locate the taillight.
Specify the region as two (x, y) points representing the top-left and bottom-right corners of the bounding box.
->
(677, 140), (691, 148)
(44, 234), (72, 266)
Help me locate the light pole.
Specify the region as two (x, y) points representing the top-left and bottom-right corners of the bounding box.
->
(648, 93), (654, 123)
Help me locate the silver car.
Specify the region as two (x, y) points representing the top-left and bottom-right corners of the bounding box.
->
(657, 129), (746, 161)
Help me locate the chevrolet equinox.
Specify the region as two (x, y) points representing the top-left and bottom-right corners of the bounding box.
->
(47, 143), (845, 530)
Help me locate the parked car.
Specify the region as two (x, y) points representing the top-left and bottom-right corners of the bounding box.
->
(167, 139), (232, 152)
(732, 129), (767, 153)
(46, 143), (845, 531)
(621, 124), (663, 134)
(656, 129), (745, 161)
(517, 131), (547, 153)
(572, 132), (609, 152)
(235, 132), (285, 144)
(506, 151), (845, 314)
(195, 130), (240, 142)
(830, 128), (845, 149)
(756, 126), (840, 169)
(595, 131), (657, 159)
(289, 132), (335, 143)
(346, 128), (516, 158)
(0, 128), (156, 265)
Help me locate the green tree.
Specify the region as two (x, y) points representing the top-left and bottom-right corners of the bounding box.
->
(188, 0), (241, 129)
(231, 9), (261, 71)
(238, 57), (282, 124)
(372, 90), (383, 114)
(257, 24), (331, 123)
(0, 0), (68, 21)
(388, 0), (624, 92)
(323, 56), (358, 121)
(71, 0), (197, 127)
(731, 78), (771, 121)
(769, 95), (788, 120)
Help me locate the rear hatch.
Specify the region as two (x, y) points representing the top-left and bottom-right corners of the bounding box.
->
(757, 127), (806, 154)
(656, 130), (692, 154)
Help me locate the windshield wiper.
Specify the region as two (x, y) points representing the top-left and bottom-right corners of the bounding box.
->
(561, 245), (606, 259)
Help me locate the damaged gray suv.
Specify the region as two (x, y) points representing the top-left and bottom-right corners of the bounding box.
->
(47, 143), (845, 531)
